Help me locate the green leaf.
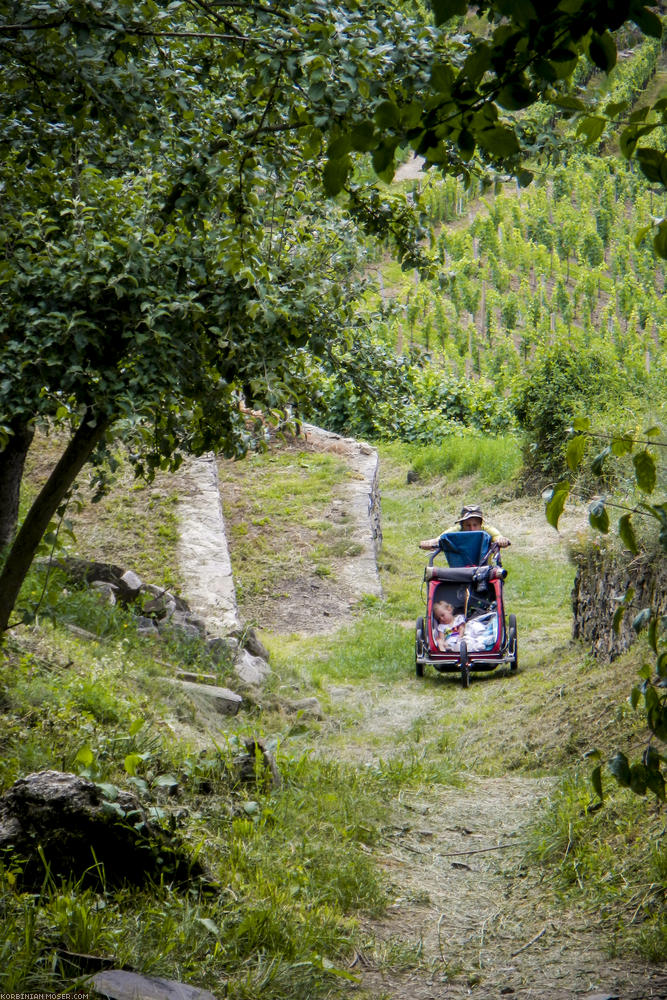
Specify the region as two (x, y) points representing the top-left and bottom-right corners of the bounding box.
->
(545, 480), (570, 529)
(632, 6), (663, 38)
(588, 499), (609, 533)
(477, 126), (520, 157)
(431, 62), (454, 93)
(613, 604), (626, 635)
(551, 95), (587, 112)
(327, 134), (352, 159)
(611, 435), (633, 456)
(608, 751), (631, 787)
(375, 100), (401, 130)
(633, 450), (656, 493)
(497, 82), (535, 111)
(656, 650), (667, 678)
(620, 126), (639, 159)
(618, 513), (639, 555)
(372, 141), (396, 176)
(430, 0), (467, 24)
(75, 745), (94, 768)
(154, 774), (179, 790)
(634, 223), (653, 248)
(646, 768), (666, 801)
(629, 763), (648, 796)
(349, 123), (378, 152)
(577, 116), (606, 144)
(603, 99), (628, 118)
(322, 156), (350, 197)
(635, 147), (667, 187)
(572, 416), (591, 432)
(654, 220), (667, 260)
(644, 426), (661, 437)
(566, 434), (586, 472)
(463, 45), (491, 85)
(124, 752), (143, 777)
(591, 446), (610, 476)
(648, 616), (658, 653)
(516, 168), (534, 187)
(630, 685), (641, 709)
(588, 30), (617, 72)
(457, 129), (476, 158)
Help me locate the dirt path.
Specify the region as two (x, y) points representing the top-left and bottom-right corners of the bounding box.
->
(356, 773), (661, 999)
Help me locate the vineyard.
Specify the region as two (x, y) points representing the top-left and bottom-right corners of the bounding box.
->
(308, 34), (667, 469)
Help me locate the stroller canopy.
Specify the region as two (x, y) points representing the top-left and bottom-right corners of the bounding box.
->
(438, 530), (491, 567)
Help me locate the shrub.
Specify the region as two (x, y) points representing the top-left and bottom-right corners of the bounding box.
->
(511, 333), (637, 481)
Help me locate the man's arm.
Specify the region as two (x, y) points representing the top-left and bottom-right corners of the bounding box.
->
(419, 525), (459, 549)
(484, 522), (510, 547)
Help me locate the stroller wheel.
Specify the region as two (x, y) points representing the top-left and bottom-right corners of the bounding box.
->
(460, 640), (470, 688)
(415, 617), (425, 678)
(508, 613), (518, 672)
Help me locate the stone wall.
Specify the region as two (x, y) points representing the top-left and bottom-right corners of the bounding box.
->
(571, 541), (667, 661)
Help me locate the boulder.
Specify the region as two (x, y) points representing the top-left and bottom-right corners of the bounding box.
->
(90, 581), (118, 605)
(207, 636), (238, 664)
(89, 970), (217, 1000)
(119, 570), (143, 600)
(0, 771), (204, 890)
(172, 679), (242, 715)
(241, 627), (270, 661)
(285, 697), (324, 721)
(234, 649), (271, 686)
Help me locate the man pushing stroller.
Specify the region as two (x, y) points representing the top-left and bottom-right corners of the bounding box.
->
(419, 503), (510, 552)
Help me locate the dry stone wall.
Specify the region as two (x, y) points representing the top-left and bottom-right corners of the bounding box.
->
(572, 541), (667, 661)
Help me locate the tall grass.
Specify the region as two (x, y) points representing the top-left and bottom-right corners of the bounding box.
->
(380, 435), (522, 486)
(407, 435), (522, 485)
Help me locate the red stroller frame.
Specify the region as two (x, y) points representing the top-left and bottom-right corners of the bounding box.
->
(415, 531), (518, 688)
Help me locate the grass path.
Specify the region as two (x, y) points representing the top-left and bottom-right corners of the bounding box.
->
(234, 438), (662, 999)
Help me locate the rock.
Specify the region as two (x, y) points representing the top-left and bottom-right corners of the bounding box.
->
(175, 671), (217, 685)
(173, 679), (242, 715)
(89, 969), (217, 1000)
(119, 570), (143, 600)
(57, 950), (116, 975)
(90, 581), (118, 605)
(207, 636), (238, 664)
(242, 627), (270, 661)
(136, 616), (159, 634)
(142, 584), (190, 613)
(141, 595), (176, 621)
(185, 614), (207, 634)
(64, 623), (100, 641)
(56, 558), (126, 587)
(234, 649), (271, 686)
(285, 697), (324, 720)
(0, 771), (203, 890)
(234, 738), (281, 790)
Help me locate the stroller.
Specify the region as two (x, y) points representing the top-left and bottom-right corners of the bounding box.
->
(415, 531), (518, 687)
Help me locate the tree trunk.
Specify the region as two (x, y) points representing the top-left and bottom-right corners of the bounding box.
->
(0, 421), (36, 550)
(0, 408), (110, 636)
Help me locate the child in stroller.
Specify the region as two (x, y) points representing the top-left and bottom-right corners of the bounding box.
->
(415, 528), (518, 687)
(433, 600), (466, 651)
